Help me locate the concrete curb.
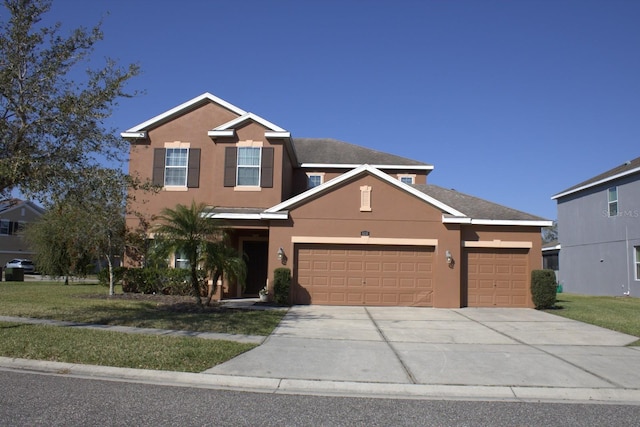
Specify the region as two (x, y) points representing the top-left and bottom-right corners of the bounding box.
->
(2, 357), (640, 405)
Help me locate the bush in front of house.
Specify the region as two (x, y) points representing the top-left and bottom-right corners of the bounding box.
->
(531, 269), (557, 309)
(273, 267), (291, 305)
(117, 267), (207, 296)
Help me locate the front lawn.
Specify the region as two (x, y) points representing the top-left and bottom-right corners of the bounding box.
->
(0, 282), (286, 335)
(0, 281), (286, 371)
(547, 293), (640, 345)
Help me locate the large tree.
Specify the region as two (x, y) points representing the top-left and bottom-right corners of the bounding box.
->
(154, 202), (224, 306)
(0, 0), (139, 201)
(25, 166), (128, 294)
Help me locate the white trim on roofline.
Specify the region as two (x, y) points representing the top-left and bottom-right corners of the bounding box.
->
(300, 163), (434, 170)
(211, 112), (287, 133)
(551, 166), (640, 200)
(542, 244), (561, 251)
(123, 92), (247, 133)
(121, 131), (147, 139)
(207, 130), (235, 138)
(442, 217), (553, 227)
(264, 164), (465, 216)
(203, 212), (288, 220)
(0, 200), (44, 216)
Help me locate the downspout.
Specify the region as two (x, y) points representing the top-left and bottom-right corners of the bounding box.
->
(625, 226), (631, 296)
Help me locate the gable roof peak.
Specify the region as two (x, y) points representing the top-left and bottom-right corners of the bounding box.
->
(122, 92), (247, 135)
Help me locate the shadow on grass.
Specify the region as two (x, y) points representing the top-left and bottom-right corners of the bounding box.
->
(61, 297), (286, 336)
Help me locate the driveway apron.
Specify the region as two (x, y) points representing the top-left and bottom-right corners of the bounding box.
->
(204, 306), (640, 390)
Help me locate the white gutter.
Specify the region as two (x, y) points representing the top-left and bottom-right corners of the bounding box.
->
(300, 163), (434, 171)
(552, 166), (640, 200)
(443, 217), (553, 227)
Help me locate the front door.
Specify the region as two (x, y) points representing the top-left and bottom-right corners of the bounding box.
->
(243, 241), (269, 296)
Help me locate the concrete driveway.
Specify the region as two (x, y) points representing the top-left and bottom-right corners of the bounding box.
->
(206, 306), (640, 396)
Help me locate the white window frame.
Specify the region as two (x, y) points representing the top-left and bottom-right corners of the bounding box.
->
(306, 172), (324, 189)
(236, 147), (262, 187)
(175, 249), (190, 269)
(164, 148), (189, 187)
(608, 186), (618, 217)
(398, 174), (415, 184)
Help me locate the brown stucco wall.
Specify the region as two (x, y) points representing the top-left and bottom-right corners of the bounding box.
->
(267, 174), (464, 307)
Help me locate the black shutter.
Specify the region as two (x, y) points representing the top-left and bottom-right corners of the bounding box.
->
(187, 148), (200, 188)
(152, 148), (166, 186)
(261, 147), (274, 188)
(224, 147), (237, 187)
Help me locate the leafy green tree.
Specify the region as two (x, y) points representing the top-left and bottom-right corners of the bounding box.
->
(26, 167), (128, 294)
(542, 220), (558, 244)
(203, 241), (247, 306)
(154, 201), (223, 306)
(0, 0), (139, 201)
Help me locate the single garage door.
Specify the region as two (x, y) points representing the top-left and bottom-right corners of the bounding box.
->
(295, 244), (434, 306)
(465, 248), (530, 307)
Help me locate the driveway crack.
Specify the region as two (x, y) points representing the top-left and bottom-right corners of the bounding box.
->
(454, 311), (624, 388)
(364, 308), (417, 384)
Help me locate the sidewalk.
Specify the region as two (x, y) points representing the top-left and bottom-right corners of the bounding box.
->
(1, 306), (639, 405)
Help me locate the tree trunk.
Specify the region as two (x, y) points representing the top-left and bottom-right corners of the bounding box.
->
(205, 271), (221, 306)
(191, 266), (202, 306)
(106, 255), (114, 296)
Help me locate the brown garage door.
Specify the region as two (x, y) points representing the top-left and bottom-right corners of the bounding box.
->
(465, 248), (530, 307)
(295, 244), (434, 306)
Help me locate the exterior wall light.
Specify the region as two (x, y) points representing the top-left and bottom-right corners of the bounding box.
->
(445, 250), (454, 267)
(277, 247), (287, 265)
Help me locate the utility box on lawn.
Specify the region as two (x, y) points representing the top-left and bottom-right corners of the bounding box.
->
(5, 267), (24, 282)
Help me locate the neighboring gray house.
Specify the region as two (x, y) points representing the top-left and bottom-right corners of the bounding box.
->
(551, 157), (640, 296)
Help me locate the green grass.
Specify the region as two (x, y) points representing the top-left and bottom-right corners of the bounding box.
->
(547, 293), (640, 346)
(0, 282), (285, 335)
(0, 281), (287, 371)
(0, 322), (255, 372)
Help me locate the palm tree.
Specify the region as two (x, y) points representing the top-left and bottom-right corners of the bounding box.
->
(203, 241), (247, 306)
(154, 201), (222, 306)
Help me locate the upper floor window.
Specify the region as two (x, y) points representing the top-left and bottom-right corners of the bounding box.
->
(0, 219), (9, 235)
(224, 145), (273, 189)
(237, 147), (261, 186)
(165, 148), (189, 186)
(398, 174), (416, 184)
(152, 146), (200, 189)
(307, 174), (323, 188)
(608, 186), (618, 217)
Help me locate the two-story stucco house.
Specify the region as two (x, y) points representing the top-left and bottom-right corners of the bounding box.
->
(122, 93), (550, 308)
(552, 157), (640, 296)
(0, 199), (43, 266)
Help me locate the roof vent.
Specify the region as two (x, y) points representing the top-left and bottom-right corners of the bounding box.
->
(625, 160), (631, 165)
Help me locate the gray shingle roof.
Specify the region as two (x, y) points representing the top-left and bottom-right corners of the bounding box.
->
(412, 184), (547, 221)
(292, 138), (431, 167)
(553, 156), (640, 198)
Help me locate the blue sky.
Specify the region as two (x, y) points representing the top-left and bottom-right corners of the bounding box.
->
(41, 0), (640, 220)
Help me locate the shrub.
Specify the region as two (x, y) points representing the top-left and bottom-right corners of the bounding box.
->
(120, 267), (208, 296)
(97, 266), (127, 287)
(531, 269), (557, 309)
(273, 267), (291, 305)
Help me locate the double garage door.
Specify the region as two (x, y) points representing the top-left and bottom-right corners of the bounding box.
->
(294, 244), (531, 307)
(295, 244), (434, 306)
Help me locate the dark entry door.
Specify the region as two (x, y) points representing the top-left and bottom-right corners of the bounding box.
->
(243, 241), (269, 295)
